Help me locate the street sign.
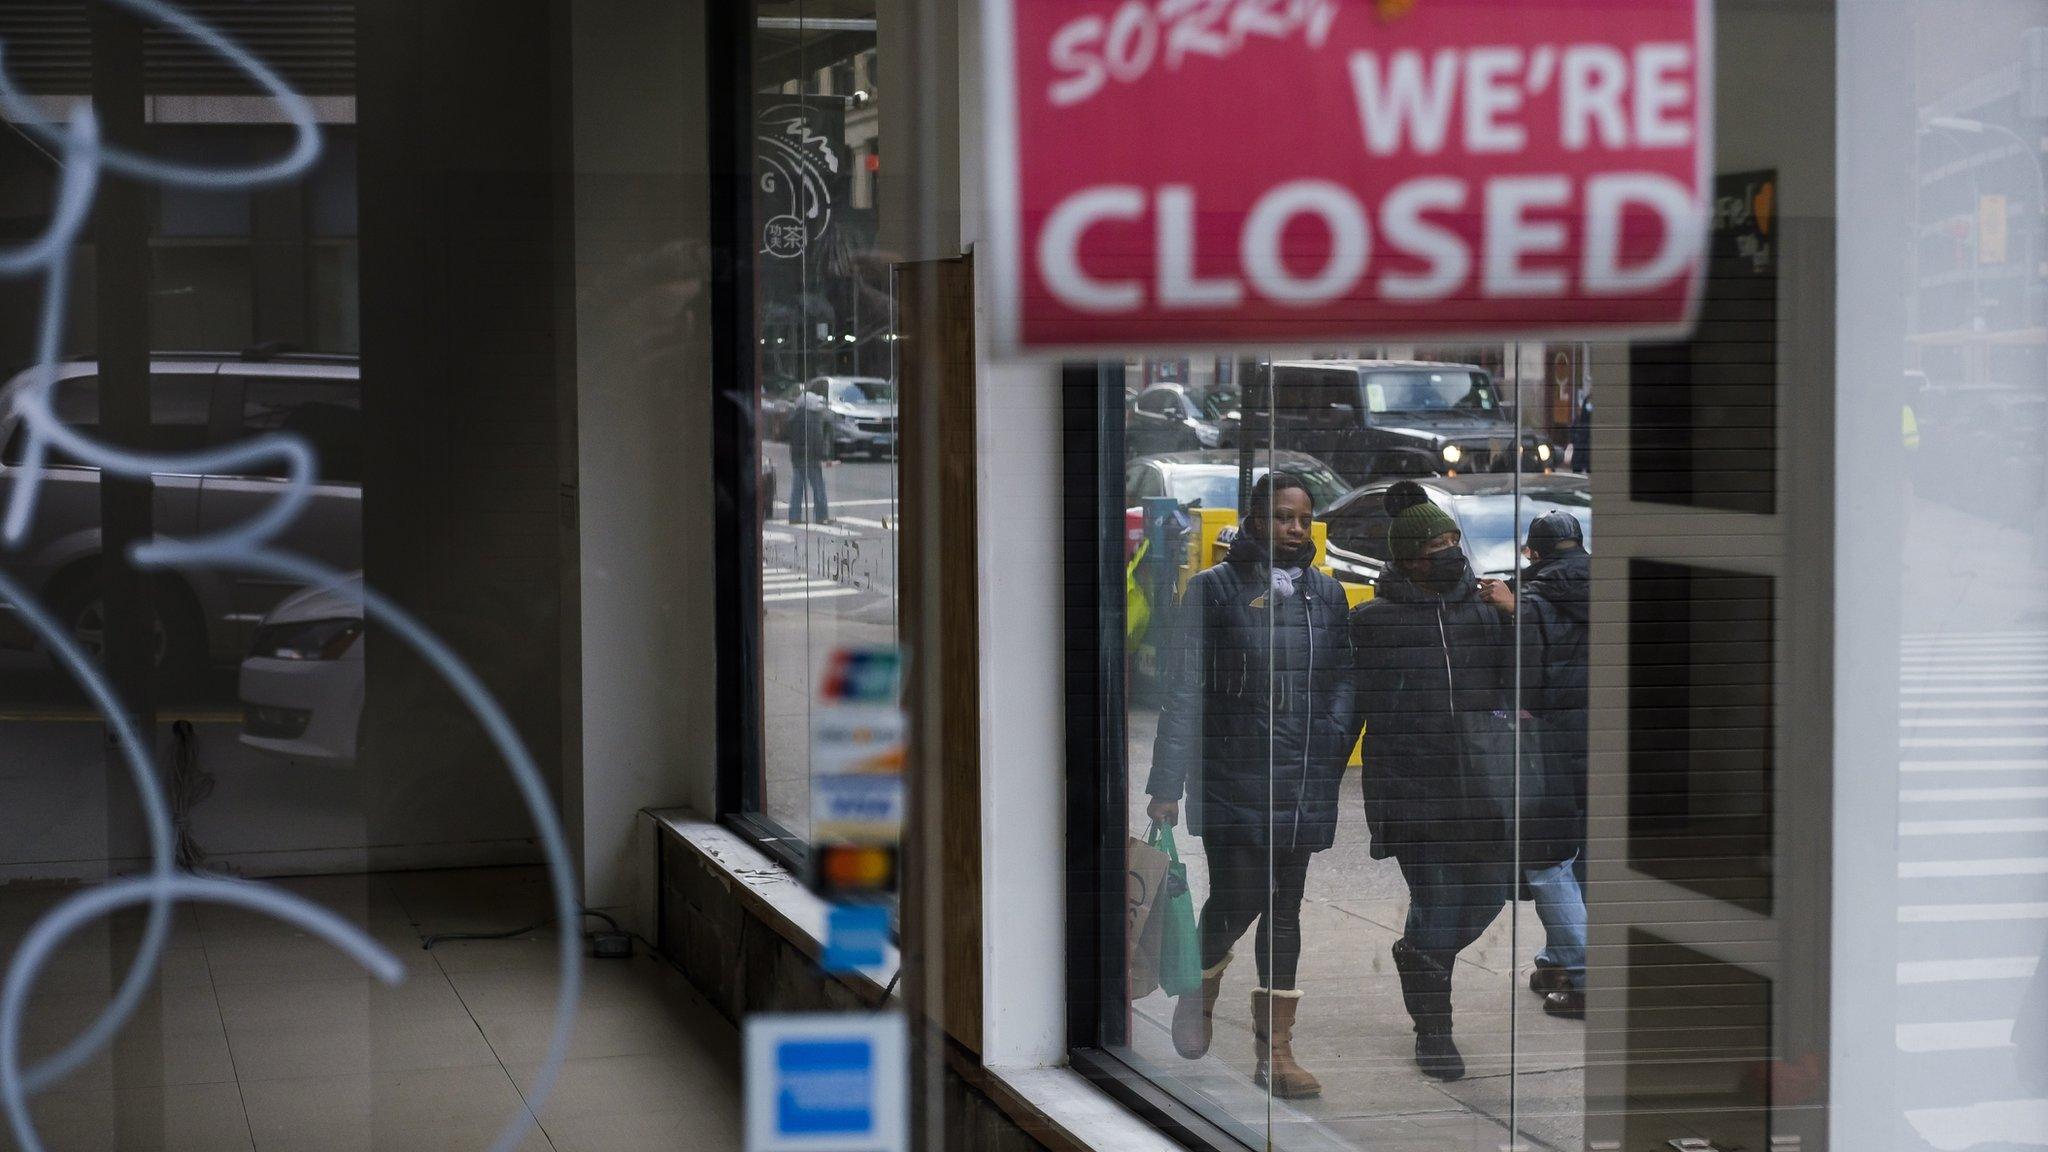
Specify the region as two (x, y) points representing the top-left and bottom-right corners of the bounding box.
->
(983, 0), (1714, 353)
(745, 1013), (908, 1152)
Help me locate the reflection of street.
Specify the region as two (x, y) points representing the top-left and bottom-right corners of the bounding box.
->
(1120, 704), (1588, 1152)
(759, 444), (899, 839)
(1895, 628), (2048, 1151)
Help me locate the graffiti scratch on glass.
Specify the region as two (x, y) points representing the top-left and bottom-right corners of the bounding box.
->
(0, 4), (579, 1152)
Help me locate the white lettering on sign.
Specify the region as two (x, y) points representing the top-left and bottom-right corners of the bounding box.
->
(1348, 44), (1696, 155)
(1047, 0), (1339, 107)
(1036, 170), (1698, 312)
(988, 0), (1712, 349)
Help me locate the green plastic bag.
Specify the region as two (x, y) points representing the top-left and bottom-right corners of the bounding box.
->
(1149, 822), (1201, 998)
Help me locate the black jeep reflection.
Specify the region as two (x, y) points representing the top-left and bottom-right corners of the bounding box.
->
(1258, 360), (1557, 481)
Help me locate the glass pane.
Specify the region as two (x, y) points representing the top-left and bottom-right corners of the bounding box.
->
(753, 1), (895, 843)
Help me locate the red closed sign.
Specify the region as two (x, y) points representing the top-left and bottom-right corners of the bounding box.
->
(982, 0), (1712, 353)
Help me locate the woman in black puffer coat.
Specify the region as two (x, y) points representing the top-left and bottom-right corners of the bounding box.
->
(1350, 481), (1518, 1083)
(1145, 474), (1354, 1099)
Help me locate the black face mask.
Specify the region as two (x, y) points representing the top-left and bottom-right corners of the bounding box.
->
(1418, 548), (1469, 591)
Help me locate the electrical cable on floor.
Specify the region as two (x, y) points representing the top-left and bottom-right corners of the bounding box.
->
(420, 908), (633, 957)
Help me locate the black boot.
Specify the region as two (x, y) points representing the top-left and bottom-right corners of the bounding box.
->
(1391, 938), (1465, 1081)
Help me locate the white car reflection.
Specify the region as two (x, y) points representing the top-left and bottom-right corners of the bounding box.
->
(238, 574), (364, 766)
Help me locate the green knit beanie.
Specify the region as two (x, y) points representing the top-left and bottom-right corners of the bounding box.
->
(1387, 501), (1459, 561)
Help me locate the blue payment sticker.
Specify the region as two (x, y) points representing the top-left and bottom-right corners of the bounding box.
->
(775, 1040), (873, 1135)
(821, 904), (892, 973)
(745, 1013), (906, 1152)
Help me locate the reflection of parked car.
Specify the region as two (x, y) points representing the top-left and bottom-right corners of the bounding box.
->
(238, 574), (364, 766)
(1125, 449), (1350, 516)
(1128, 383), (1226, 455)
(806, 376), (897, 459)
(0, 352), (362, 673)
(1318, 472), (1591, 586)
(1261, 360), (1556, 480)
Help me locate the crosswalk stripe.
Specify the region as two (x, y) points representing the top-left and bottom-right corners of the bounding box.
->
(1896, 1019), (2014, 1053)
(1905, 1098), (2048, 1152)
(1900, 787), (2048, 802)
(1900, 902), (2048, 922)
(1902, 759), (2048, 773)
(1900, 857), (2048, 877)
(1902, 737), (2048, 748)
(1901, 698), (2048, 709)
(1902, 657), (2048, 668)
(763, 587), (861, 603)
(1900, 817), (2048, 835)
(1903, 685), (2048, 695)
(1896, 956), (2039, 983)
(1900, 717), (2048, 728)
(1901, 674), (2048, 684)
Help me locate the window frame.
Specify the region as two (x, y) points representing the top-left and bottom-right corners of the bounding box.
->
(1062, 361), (1266, 1152)
(706, 0), (806, 873)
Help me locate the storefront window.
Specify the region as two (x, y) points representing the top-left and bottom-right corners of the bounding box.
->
(1064, 4), (1849, 1146)
(747, 2), (897, 845)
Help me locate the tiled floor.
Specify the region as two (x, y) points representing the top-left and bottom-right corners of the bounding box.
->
(0, 867), (741, 1152)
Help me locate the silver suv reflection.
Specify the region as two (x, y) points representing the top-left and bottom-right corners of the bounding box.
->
(0, 351), (362, 674)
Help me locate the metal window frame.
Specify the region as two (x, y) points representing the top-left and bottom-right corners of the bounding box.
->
(1061, 361), (1262, 1152)
(706, 0), (807, 877)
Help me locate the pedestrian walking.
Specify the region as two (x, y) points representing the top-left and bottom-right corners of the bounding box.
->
(1145, 473), (1356, 1100)
(1570, 392), (1593, 472)
(787, 386), (832, 525)
(1351, 481), (1517, 1082)
(1482, 510), (1592, 1020)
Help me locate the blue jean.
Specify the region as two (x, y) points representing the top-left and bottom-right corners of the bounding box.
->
(788, 456), (828, 523)
(1526, 852), (1587, 989)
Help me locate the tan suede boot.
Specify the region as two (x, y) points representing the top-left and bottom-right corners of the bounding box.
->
(1171, 955), (1231, 1059)
(1251, 988), (1322, 1099)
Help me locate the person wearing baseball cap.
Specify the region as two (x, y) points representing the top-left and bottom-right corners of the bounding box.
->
(1483, 509), (1592, 1019)
(1350, 481), (1517, 1081)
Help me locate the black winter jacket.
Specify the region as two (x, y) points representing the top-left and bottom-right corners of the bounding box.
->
(1516, 549), (1590, 867)
(1146, 536), (1357, 852)
(1349, 568), (1517, 869)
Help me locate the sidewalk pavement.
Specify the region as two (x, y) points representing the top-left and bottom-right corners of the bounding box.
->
(1124, 708), (1589, 1152)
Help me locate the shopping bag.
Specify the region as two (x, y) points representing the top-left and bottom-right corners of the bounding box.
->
(1126, 827), (1173, 999)
(1150, 824), (1201, 999)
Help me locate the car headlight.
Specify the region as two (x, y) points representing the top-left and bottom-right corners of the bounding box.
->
(251, 618), (361, 661)
(1536, 442), (1552, 462)
(1441, 443), (1463, 464)
(1194, 422), (1221, 447)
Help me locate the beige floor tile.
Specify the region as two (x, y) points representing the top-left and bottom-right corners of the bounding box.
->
(444, 954), (689, 1018)
(213, 972), (470, 1033)
(1, 1081), (252, 1152)
(471, 1001), (704, 1064)
(196, 904), (417, 949)
(18, 1027), (239, 1094)
(21, 983), (222, 1040)
(424, 933), (567, 975)
(202, 935), (439, 988)
(30, 947), (212, 997)
(239, 1065), (537, 1152)
(226, 1014), (500, 1082)
(543, 1106), (743, 1152)
(506, 1050), (740, 1126)
(0, 906), (207, 956)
